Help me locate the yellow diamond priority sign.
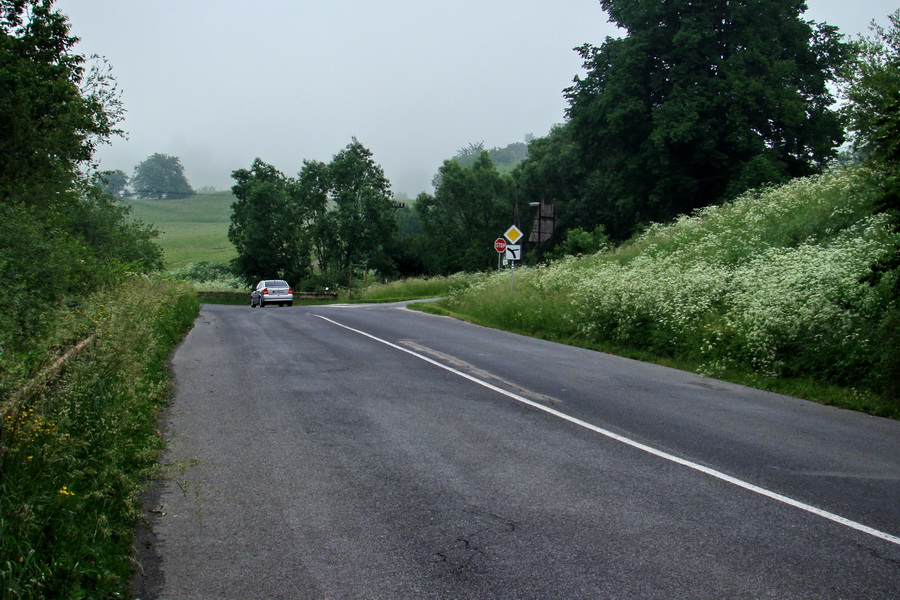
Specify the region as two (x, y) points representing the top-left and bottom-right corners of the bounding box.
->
(504, 225), (523, 244)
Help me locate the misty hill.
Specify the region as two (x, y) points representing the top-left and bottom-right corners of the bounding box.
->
(452, 141), (529, 174)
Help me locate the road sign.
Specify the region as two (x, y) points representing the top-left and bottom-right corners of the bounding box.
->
(494, 238), (507, 253)
(505, 244), (521, 261)
(504, 225), (523, 244)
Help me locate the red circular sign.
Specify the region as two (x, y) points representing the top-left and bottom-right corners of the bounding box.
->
(494, 238), (507, 252)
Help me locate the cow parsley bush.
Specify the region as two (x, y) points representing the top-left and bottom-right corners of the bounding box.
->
(168, 261), (245, 292)
(567, 168), (896, 381)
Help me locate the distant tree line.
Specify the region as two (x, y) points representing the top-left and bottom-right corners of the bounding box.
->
(452, 141), (529, 174)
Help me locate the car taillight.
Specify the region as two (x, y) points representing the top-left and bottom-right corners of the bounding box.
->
(288, 288), (293, 294)
(262, 288), (268, 295)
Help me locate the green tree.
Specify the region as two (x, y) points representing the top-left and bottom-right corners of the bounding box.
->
(512, 122), (585, 244)
(548, 225), (610, 258)
(565, 0), (849, 240)
(416, 152), (513, 274)
(131, 153), (194, 199)
(314, 138), (397, 277)
(386, 203), (429, 277)
(843, 11), (900, 168)
(228, 159), (311, 285)
(294, 158), (331, 274)
(453, 140), (529, 174)
(0, 0), (120, 209)
(842, 10), (900, 293)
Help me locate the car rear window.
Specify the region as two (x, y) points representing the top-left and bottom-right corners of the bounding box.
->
(266, 280), (289, 287)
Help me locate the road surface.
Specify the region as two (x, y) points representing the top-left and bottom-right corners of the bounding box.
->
(132, 302), (900, 599)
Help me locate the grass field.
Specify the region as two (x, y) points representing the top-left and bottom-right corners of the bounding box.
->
(127, 192), (236, 269)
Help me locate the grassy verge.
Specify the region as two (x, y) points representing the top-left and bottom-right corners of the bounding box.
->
(0, 278), (199, 599)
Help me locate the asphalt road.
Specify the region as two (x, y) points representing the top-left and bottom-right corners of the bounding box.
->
(132, 302), (900, 599)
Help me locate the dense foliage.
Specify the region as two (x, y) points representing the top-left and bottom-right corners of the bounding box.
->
(314, 139), (397, 276)
(840, 10), (900, 397)
(229, 159), (312, 285)
(842, 10), (900, 280)
(401, 1), (852, 273)
(0, 1), (119, 208)
(452, 141), (529, 174)
(0, 4), (194, 596)
(435, 0), (851, 260)
(842, 10), (900, 168)
(415, 152), (514, 274)
(561, 0), (849, 241)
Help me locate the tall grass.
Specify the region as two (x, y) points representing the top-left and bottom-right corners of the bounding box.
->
(357, 272), (488, 302)
(0, 278), (199, 599)
(434, 167), (899, 416)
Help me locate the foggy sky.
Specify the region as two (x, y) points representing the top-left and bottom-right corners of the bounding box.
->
(55, 0), (896, 196)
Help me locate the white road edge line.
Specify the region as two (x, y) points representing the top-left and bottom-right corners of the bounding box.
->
(315, 314), (900, 547)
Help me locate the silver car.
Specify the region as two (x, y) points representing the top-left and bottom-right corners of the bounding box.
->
(250, 280), (293, 307)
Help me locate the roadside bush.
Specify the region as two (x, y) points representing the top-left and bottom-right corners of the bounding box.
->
(0, 193), (163, 377)
(0, 278), (198, 599)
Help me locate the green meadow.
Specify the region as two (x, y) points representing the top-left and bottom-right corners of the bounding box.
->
(127, 192), (236, 269)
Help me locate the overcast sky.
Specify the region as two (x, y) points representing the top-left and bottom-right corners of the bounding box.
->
(56, 0), (896, 197)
